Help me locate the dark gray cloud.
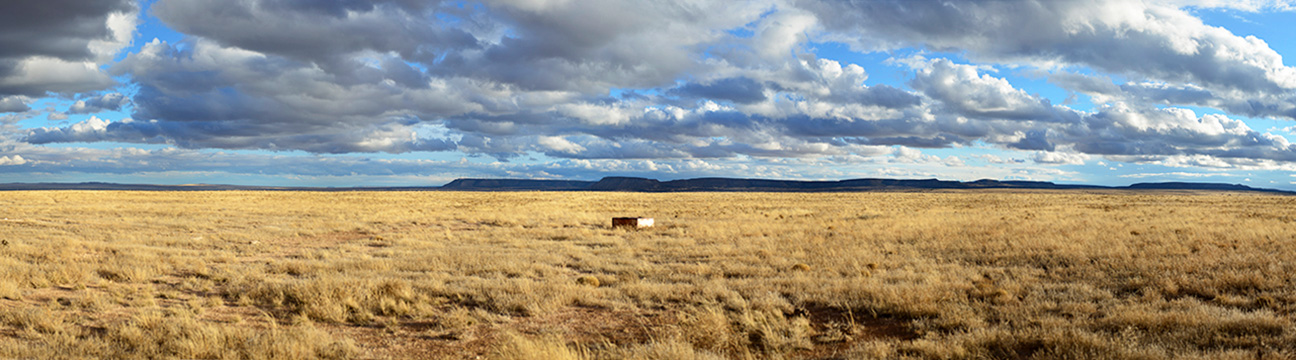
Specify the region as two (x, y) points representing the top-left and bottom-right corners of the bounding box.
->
(1049, 73), (1296, 121)
(0, 0), (134, 60)
(99, 39), (469, 153)
(841, 134), (962, 149)
(0, 0), (133, 96)
(670, 77), (767, 104)
(0, 97), (28, 113)
(152, 0), (768, 92)
(24, 116), (457, 154)
(429, 1), (768, 92)
(1009, 130), (1055, 152)
(151, 0), (477, 74)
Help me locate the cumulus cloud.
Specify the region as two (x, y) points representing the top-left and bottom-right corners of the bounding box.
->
(6, 0), (1296, 187)
(1066, 104), (1289, 160)
(803, 0), (1296, 93)
(0, 155), (25, 166)
(898, 60), (1296, 164)
(94, 28), (1296, 167)
(68, 93), (129, 114)
(909, 59), (1059, 121)
(100, 39), (470, 153)
(27, 116), (112, 141)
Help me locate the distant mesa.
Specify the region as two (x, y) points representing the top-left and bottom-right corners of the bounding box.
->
(586, 177), (663, 191)
(0, 178), (1289, 194)
(440, 178), (595, 191)
(1125, 182), (1259, 191)
(436, 176), (1293, 194)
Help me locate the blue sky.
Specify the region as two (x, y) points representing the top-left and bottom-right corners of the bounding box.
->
(4, 1), (1296, 188)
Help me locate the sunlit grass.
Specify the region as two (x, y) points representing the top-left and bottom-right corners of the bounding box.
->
(0, 190), (1293, 359)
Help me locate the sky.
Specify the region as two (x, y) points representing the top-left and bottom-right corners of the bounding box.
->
(4, 1), (1296, 188)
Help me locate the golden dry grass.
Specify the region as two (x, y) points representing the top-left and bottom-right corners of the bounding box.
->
(0, 190), (1294, 359)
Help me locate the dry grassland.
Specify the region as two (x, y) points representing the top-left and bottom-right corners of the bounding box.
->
(0, 190), (1294, 359)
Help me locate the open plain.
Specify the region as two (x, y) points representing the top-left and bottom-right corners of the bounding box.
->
(1, 190), (1294, 359)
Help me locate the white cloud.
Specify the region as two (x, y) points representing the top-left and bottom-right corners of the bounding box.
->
(556, 103), (634, 126)
(752, 10), (818, 60)
(1166, 0), (1296, 12)
(1032, 151), (1089, 165)
(0, 57), (115, 95)
(0, 155), (26, 166)
(88, 10), (138, 62)
(536, 136), (587, 153)
(908, 58), (1058, 121)
(1119, 171), (1235, 178)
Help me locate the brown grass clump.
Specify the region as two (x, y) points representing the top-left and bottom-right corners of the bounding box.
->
(576, 275), (601, 287)
(496, 333), (587, 360)
(1, 190), (1295, 358)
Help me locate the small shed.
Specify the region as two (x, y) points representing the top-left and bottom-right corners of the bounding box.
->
(612, 217), (654, 229)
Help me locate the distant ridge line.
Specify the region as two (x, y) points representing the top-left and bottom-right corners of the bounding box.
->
(436, 176), (1294, 194)
(0, 177), (1291, 194)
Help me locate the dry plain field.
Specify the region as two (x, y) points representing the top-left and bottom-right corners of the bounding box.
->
(1, 190), (1295, 359)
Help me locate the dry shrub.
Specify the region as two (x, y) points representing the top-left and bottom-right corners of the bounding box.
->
(19, 310), (357, 360)
(0, 279), (20, 300)
(0, 306), (69, 337)
(576, 275), (601, 287)
(594, 338), (727, 360)
(459, 278), (593, 316)
(224, 276), (430, 324)
(495, 333), (586, 360)
(680, 307), (743, 353)
(676, 305), (810, 357)
(1097, 300), (1289, 349)
(737, 308), (812, 354)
